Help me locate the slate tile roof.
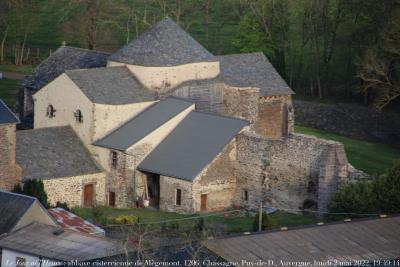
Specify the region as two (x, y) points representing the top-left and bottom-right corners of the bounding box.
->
(0, 191), (36, 235)
(66, 66), (157, 105)
(217, 52), (294, 96)
(0, 222), (122, 262)
(94, 97), (194, 151)
(48, 208), (105, 237)
(16, 126), (102, 180)
(109, 18), (215, 66)
(0, 99), (19, 124)
(138, 111), (248, 180)
(22, 46), (109, 91)
(204, 216), (400, 265)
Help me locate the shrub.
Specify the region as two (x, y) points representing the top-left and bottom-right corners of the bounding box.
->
(113, 215), (139, 225)
(252, 212), (277, 231)
(195, 218), (205, 231)
(91, 206), (107, 225)
(55, 201), (70, 211)
(12, 179), (50, 208)
(328, 161), (400, 215)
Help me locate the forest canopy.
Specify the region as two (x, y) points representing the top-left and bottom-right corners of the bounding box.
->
(0, 0), (399, 109)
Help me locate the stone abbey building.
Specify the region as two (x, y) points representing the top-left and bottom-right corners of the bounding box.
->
(3, 18), (363, 214)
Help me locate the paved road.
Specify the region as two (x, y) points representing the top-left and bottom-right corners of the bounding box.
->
(0, 71), (27, 80)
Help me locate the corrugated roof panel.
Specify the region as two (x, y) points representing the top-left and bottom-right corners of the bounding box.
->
(138, 111), (248, 180)
(93, 97), (194, 151)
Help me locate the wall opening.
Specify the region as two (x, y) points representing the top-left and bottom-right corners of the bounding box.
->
(176, 189), (182, 206)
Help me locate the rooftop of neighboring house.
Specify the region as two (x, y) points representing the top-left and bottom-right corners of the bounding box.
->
(65, 66), (157, 105)
(16, 126), (102, 180)
(0, 99), (19, 124)
(138, 110), (248, 180)
(48, 208), (105, 237)
(0, 222), (122, 262)
(0, 191), (37, 234)
(109, 17), (215, 66)
(204, 215), (400, 264)
(22, 46), (109, 91)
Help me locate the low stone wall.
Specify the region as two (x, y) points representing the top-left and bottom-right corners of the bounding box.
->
(294, 100), (400, 148)
(236, 132), (350, 212)
(0, 124), (22, 191)
(43, 172), (106, 208)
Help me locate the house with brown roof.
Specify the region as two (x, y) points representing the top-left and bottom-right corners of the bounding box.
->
(9, 18), (364, 214)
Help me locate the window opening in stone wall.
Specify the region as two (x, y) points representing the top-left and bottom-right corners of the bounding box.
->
(243, 190), (249, 201)
(74, 109), (83, 123)
(46, 104), (56, 118)
(176, 189), (182, 206)
(111, 151), (118, 168)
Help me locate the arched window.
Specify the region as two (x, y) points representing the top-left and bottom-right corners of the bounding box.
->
(74, 109), (83, 123)
(46, 105), (56, 118)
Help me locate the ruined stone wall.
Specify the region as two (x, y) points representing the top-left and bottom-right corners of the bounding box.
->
(222, 87), (259, 126)
(0, 124), (22, 191)
(159, 176), (193, 213)
(236, 132), (349, 212)
(43, 172), (106, 208)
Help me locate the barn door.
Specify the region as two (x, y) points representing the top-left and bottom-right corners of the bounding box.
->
(200, 194), (207, 211)
(83, 184), (94, 207)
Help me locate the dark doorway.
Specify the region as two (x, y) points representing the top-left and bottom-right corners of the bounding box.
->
(146, 173), (160, 208)
(109, 191), (116, 207)
(83, 184), (94, 207)
(201, 194), (207, 211)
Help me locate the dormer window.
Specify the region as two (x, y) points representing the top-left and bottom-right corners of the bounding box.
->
(74, 109), (83, 123)
(46, 105), (56, 118)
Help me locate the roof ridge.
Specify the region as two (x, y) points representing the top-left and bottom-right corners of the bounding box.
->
(63, 46), (111, 55)
(216, 52), (266, 58)
(0, 190), (37, 200)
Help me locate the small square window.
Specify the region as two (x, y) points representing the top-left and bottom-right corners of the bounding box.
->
(176, 189), (181, 206)
(74, 109), (83, 123)
(46, 105), (56, 118)
(111, 151), (118, 168)
(16, 257), (26, 267)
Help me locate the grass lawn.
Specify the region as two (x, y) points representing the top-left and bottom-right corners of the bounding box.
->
(0, 78), (19, 108)
(295, 125), (400, 175)
(0, 64), (34, 74)
(72, 207), (318, 233)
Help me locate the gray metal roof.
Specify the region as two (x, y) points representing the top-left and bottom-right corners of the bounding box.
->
(0, 222), (122, 262)
(16, 126), (102, 180)
(66, 66), (157, 105)
(204, 216), (400, 265)
(217, 52), (294, 96)
(109, 18), (215, 66)
(0, 99), (19, 124)
(138, 111), (248, 180)
(22, 46), (109, 91)
(0, 191), (35, 235)
(94, 97), (194, 151)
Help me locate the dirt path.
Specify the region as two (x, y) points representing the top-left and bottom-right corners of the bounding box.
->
(1, 71), (27, 80)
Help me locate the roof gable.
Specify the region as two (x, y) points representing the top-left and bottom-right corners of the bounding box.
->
(0, 99), (19, 124)
(109, 18), (215, 66)
(0, 191), (36, 234)
(66, 66), (156, 104)
(217, 52), (294, 96)
(94, 97), (194, 151)
(138, 111), (248, 180)
(22, 46), (109, 91)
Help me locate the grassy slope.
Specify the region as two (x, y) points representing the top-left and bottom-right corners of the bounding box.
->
(295, 125), (400, 175)
(0, 65), (34, 74)
(73, 207), (318, 232)
(0, 78), (18, 108)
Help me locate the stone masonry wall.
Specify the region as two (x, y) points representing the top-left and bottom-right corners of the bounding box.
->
(160, 176), (193, 213)
(43, 172), (106, 208)
(236, 132), (349, 212)
(0, 124), (22, 191)
(294, 100), (400, 148)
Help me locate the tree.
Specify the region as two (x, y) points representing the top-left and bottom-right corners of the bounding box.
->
(328, 161), (400, 215)
(12, 179), (50, 208)
(252, 212), (277, 231)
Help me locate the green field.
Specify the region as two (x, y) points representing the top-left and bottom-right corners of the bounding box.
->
(0, 65), (34, 74)
(72, 207), (318, 232)
(295, 126), (400, 175)
(0, 78), (18, 108)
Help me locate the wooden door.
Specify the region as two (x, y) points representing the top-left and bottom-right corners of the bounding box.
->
(108, 191), (115, 207)
(200, 194), (207, 211)
(83, 184), (94, 207)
